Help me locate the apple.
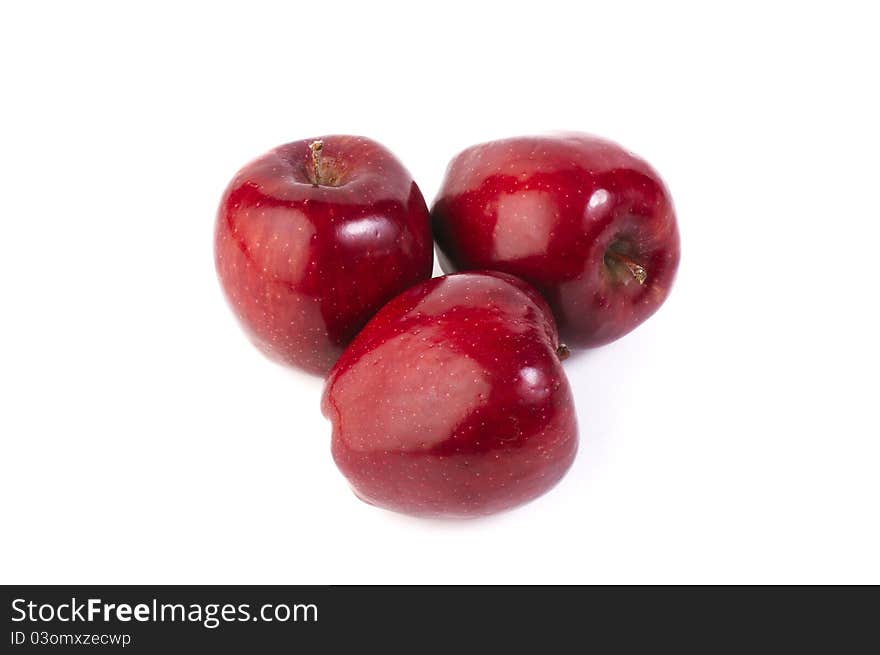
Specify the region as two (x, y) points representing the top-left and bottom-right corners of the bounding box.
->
(431, 133), (680, 348)
(215, 135), (433, 374)
(322, 271), (578, 518)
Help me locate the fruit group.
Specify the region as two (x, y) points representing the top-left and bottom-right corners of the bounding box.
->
(322, 272), (578, 518)
(215, 135), (433, 374)
(431, 133), (680, 348)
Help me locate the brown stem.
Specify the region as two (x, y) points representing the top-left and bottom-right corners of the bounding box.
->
(606, 250), (647, 285)
(309, 140), (324, 186)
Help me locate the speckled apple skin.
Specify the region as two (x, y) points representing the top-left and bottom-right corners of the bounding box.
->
(215, 135), (433, 374)
(322, 272), (578, 518)
(431, 133), (680, 348)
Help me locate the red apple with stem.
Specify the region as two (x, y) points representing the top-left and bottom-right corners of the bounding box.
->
(322, 271), (578, 518)
(431, 133), (680, 349)
(215, 135), (433, 374)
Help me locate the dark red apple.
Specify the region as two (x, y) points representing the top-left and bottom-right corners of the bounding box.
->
(322, 271), (578, 518)
(431, 133), (680, 348)
(215, 135), (433, 374)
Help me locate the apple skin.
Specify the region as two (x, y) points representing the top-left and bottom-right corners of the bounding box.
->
(431, 133), (680, 349)
(215, 135), (433, 374)
(322, 271), (578, 518)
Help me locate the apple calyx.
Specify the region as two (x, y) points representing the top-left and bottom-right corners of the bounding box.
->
(556, 344), (570, 361)
(605, 249), (647, 285)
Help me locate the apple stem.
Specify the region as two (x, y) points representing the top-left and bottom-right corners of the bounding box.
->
(309, 140), (324, 186)
(556, 344), (570, 361)
(606, 250), (647, 285)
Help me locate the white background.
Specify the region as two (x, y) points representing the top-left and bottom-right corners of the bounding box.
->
(2, 1), (878, 584)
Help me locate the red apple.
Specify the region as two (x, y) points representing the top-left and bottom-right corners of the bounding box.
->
(322, 271), (578, 518)
(431, 133), (680, 348)
(215, 135), (433, 374)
